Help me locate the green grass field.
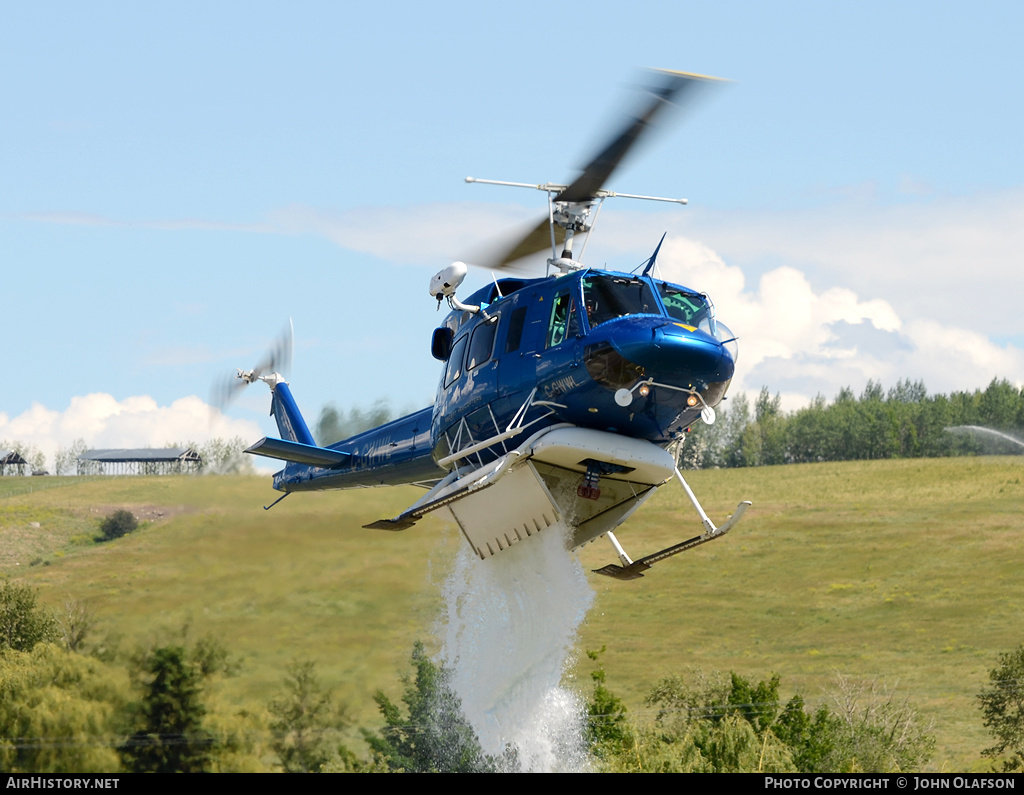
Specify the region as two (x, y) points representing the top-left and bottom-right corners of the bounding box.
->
(3, 457), (1022, 770)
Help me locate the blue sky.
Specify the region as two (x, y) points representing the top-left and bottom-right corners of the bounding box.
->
(3, 1), (1023, 462)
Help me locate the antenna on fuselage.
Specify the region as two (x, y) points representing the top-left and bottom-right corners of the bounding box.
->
(640, 232), (668, 277)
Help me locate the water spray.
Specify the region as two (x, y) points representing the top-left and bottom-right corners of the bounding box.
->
(436, 521), (595, 772)
(944, 425), (1024, 452)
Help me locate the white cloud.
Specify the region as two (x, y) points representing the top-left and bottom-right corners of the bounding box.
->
(0, 393), (262, 471)
(902, 319), (1024, 390)
(656, 238), (902, 375)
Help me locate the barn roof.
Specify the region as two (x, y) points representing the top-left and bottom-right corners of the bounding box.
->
(0, 450), (29, 466)
(78, 448), (202, 463)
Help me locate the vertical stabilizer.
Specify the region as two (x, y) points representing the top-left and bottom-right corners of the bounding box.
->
(270, 382), (316, 446)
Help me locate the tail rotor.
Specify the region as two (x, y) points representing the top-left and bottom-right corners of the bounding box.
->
(212, 320), (294, 412)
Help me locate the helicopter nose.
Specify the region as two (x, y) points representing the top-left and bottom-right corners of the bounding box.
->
(618, 322), (733, 382)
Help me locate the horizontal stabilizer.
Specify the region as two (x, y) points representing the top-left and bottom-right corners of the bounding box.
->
(245, 437), (351, 467)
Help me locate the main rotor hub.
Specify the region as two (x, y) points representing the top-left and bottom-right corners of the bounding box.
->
(552, 202), (594, 234)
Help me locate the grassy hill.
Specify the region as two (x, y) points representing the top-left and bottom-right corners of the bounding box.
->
(3, 456), (1022, 770)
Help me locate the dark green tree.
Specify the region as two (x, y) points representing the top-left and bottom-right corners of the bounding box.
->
(119, 645), (214, 773)
(97, 509), (138, 542)
(315, 399), (393, 446)
(887, 379), (927, 404)
(585, 647), (631, 755)
(755, 387), (788, 465)
(363, 641), (497, 772)
(269, 660), (346, 773)
(314, 404), (344, 446)
(189, 633), (237, 678)
(724, 671), (783, 735)
(643, 670), (795, 772)
(978, 379), (1024, 430)
(774, 693), (840, 772)
(861, 379), (884, 402)
(0, 581), (60, 652)
(979, 644), (1024, 772)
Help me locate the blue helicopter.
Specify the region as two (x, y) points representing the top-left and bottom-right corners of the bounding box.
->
(227, 69), (750, 580)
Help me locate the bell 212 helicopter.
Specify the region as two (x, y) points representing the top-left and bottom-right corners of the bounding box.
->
(223, 69), (750, 580)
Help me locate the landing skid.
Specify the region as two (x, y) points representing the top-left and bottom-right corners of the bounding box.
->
(593, 467), (751, 580)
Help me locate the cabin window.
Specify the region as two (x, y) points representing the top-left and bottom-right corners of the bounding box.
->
(546, 291), (578, 348)
(582, 275), (658, 328)
(467, 315), (498, 370)
(444, 335), (468, 387)
(657, 283), (709, 325)
(505, 307), (528, 353)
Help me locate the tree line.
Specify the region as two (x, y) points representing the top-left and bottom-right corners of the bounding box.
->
(682, 378), (1024, 470)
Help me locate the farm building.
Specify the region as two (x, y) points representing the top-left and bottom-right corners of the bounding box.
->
(0, 449), (30, 476)
(77, 448), (203, 476)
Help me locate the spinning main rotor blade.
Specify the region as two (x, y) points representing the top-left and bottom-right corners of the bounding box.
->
(497, 217), (563, 267)
(486, 69), (725, 270)
(556, 69), (720, 204)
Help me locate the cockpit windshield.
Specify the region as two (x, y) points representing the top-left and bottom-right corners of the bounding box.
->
(656, 282), (710, 326)
(581, 275), (658, 329)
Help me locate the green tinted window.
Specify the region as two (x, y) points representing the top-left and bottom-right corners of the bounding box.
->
(546, 292), (578, 348)
(657, 283), (709, 325)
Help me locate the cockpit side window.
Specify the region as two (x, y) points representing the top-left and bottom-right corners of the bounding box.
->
(657, 283), (709, 325)
(582, 275), (658, 329)
(443, 334), (468, 387)
(546, 291), (578, 348)
(467, 315), (498, 371)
